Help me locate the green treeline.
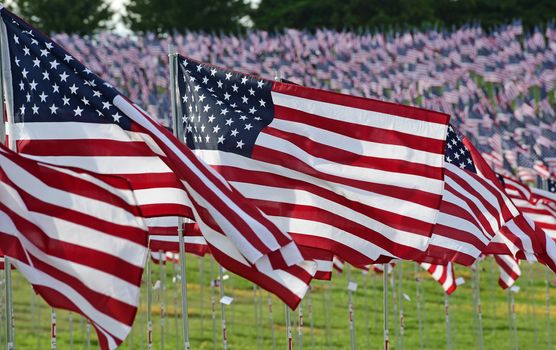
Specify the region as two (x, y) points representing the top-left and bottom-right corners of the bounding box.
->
(5, 0), (556, 35)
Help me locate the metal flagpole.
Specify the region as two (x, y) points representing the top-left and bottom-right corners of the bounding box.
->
(210, 258), (217, 350)
(50, 309), (56, 350)
(268, 292), (277, 350)
(5, 258), (13, 350)
(323, 283), (332, 350)
(391, 265), (398, 349)
(1, 29), (14, 350)
(398, 263), (404, 350)
(168, 43), (191, 350)
(415, 264), (423, 350)
(218, 267), (228, 350)
(199, 256), (205, 338)
(473, 262), (484, 350)
(545, 267), (551, 349)
(444, 293), (451, 350)
(158, 250), (166, 350)
(86, 319), (91, 350)
(383, 264), (389, 350)
(285, 305), (293, 350)
(69, 312), (73, 350)
(173, 262), (180, 350)
(306, 289), (315, 350)
(253, 285), (261, 349)
(297, 302), (303, 350)
(147, 252), (153, 350)
(363, 269), (370, 349)
(507, 289), (518, 350)
(528, 263), (538, 348)
(346, 264), (356, 350)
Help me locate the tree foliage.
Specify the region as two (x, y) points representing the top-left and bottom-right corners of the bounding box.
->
(11, 0), (113, 35)
(250, 0), (556, 32)
(124, 0), (250, 34)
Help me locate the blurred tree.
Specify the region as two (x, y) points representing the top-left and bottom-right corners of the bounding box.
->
(124, 0), (249, 34)
(251, 0), (556, 32)
(12, 0), (113, 35)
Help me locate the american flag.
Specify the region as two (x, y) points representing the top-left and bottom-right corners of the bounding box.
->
(176, 54), (450, 266)
(420, 263), (458, 295)
(484, 175), (556, 273)
(424, 125), (519, 265)
(0, 7), (313, 308)
(493, 255), (521, 289)
(0, 144), (148, 350)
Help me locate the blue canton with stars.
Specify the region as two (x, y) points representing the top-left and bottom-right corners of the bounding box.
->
(2, 10), (131, 130)
(445, 125), (476, 173)
(176, 55), (274, 157)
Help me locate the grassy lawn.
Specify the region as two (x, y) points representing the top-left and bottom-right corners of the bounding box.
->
(4, 256), (556, 349)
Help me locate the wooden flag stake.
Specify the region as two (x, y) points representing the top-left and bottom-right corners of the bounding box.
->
(210, 258), (217, 350)
(218, 267), (228, 350)
(285, 305), (293, 350)
(346, 264), (356, 350)
(415, 264), (424, 350)
(306, 288), (315, 350)
(398, 262), (404, 350)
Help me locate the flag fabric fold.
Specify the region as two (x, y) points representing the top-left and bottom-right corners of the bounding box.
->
(0, 143), (148, 350)
(175, 54), (450, 266)
(0, 7), (315, 308)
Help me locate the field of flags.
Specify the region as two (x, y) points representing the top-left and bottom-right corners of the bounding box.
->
(0, 3), (556, 350)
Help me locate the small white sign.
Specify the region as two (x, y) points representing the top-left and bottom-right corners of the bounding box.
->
(153, 280), (161, 290)
(455, 277), (465, 286)
(348, 281), (358, 292)
(220, 296), (234, 305)
(510, 285), (520, 293)
(222, 274), (230, 281)
(403, 293), (411, 301)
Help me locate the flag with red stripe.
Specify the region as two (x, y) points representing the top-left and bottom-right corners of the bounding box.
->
(0, 7), (314, 306)
(176, 54), (450, 266)
(0, 144), (148, 350)
(420, 262), (458, 294)
(425, 125), (519, 266)
(494, 255), (521, 289)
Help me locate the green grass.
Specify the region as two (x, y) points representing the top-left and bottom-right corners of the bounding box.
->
(5, 256), (556, 349)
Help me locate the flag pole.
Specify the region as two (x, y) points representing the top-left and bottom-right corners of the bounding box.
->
(199, 256), (205, 338)
(323, 283), (332, 350)
(346, 264), (356, 350)
(158, 250), (166, 350)
(506, 288), (518, 350)
(273, 69), (293, 350)
(363, 269), (370, 349)
(253, 285), (261, 349)
(69, 312), (74, 350)
(398, 262), (404, 350)
(168, 44), (191, 350)
(210, 258), (217, 350)
(86, 319), (91, 350)
(473, 262), (484, 350)
(383, 263), (389, 350)
(50, 309), (56, 350)
(0, 28), (14, 350)
(528, 263), (538, 348)
(297, 302), (304, 350)
(545, 266), (552, 349)
(306, 288), (315, 350)
(415, 264), (423, 350)
(5, 258), (13, 350)
(218, 267), (228, 350)
(267, 292), (277, 350)
(444, 293), (451, 350)
(172, 258), (180, 350)
(285, 304), (293, 350)
(147, 251), (153, 350)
